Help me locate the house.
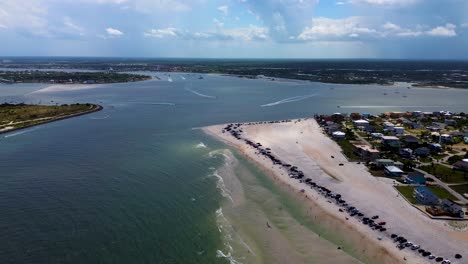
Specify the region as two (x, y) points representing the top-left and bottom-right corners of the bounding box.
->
(371, 133), (383, 139)
(414, 147), (430, 157)
(354, 119), (369, 127)
(375, 159), (395, 168)
(393, 126), (405, 135)
(404, 171), (426, 185)
(353, 144), (380, 161)
(384, 166), (404, 177)
(394, 161), (404, 169)
(441, 199), (465, 218)
(327, 123), (340, 134)
(412, 111), (423, 117)
(381, 136), (400, 148)
(444, 119), (457, 126)
(401, 135), (419, 145)
(410, 122), (421, 129)
(399, 148), (413, 158)
(440, 134), (453, 143)
(383, 121), (395, 130)
(453, 160), (468, 172)
(364, 125), (376, 133)
(413, 186), (439, 206)
(428, 143), (443, 153)
(332, 131), (346, 139)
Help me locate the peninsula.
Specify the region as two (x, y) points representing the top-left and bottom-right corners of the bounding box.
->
(203, 112), (468, 264)
(0, 103), (102, 134)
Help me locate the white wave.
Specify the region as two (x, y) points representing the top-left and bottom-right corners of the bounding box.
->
(261, 94), (316, 107)
(338, 105), (448, 109)
(212, 171), (234, 203)
(185, 87), (216, 99)
(3, 127), (38, 138)
(168, 77), (173, 82)
(196, 142), (207, 148)
(180, 76), (186, 80)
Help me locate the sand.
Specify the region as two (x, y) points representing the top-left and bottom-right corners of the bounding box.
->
(204, 119), (468, 264)
(30, 84), (102, 93)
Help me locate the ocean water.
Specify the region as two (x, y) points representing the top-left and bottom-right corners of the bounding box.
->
(1, 73), (468, 264)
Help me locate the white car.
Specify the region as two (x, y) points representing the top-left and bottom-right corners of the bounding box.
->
(410, 244), (420, 250)
(442, 260), (451, 264)
(428, 255), (435, 260)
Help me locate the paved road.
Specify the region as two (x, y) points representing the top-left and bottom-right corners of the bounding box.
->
(415, 168), (468, 204)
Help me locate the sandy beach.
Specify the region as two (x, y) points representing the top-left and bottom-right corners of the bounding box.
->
(203, 119), (468, 264)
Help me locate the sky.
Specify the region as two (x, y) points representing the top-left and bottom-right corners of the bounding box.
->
(1, 0), (467, 59)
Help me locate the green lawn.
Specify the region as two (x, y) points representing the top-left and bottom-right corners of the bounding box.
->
(450, 184), (468, 197)
(426, 186), (458, 201)
(419, 164), (468, 183)
(395, 186), (418, 204)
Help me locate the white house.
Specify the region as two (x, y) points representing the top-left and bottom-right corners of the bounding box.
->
(394, 126), (405, 135)
(354, 119), (370, 127)
(332, 131), (346, 139)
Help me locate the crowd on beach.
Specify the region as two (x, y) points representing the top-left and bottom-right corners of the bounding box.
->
(221, 119), (463, 264)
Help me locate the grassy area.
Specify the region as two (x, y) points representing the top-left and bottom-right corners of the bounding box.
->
(420, 164), (468, 183)
(426, 186), (458, 201)
(0, 71), (151, 84)
(336, 139), (360, 161)
(395, 186), (418, 204)
(0, 103), (99, 131)
(451, 184), (468, 197)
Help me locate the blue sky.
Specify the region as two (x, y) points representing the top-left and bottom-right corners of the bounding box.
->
(1, 0), (467, 58)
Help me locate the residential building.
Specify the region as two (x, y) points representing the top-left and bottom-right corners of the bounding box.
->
(375, 159), (395, 168)
(444, 119), (457, 126)
(413, 186), (439, 206)
(354, 119), (369, 127)
(404, 171), (426, 185)
(382, 136), (400, 148)
(332, 131), (346, 139)
(352, 144), (380, 161)
(453, 160), (468, 172)
(414, 147), (430, 157)
(428, 143), (443, 152)
(371, 133), (383, 139)
(401, 135), (419, 145)
(441, 199), (465, 218)
(384, 165), (404, 177)
(399, 148), (413, 158)
(383, 121), (395, 130)
(440, 134), (453, 143)
(394, 126), (405, 135)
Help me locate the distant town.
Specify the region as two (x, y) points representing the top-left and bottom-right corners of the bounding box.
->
(316, 110), (468, 220)
(1, 58), (468, 88)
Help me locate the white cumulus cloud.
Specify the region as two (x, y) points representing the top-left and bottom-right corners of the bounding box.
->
(426, 23), (456, 37)
(106, 27), (124, 36)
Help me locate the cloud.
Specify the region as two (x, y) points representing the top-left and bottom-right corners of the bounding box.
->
(348, 0), (420, 7)
(106, 27), (124, 37)
(426, 23), (456, 37)
(0, 0), (49, 36)
(144, 25), (269, 41)
(242, 0), (319, 41)
(298, 17), (377, 40)
(217, 5), (229, 16)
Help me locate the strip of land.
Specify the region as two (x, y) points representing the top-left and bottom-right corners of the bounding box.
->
(203, 119), (468, 264)
(0, 103), (102, 134)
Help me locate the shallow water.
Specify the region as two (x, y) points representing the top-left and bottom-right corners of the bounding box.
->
(0, 73), (467, 263)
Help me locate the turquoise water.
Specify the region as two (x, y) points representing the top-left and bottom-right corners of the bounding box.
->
(1, 73), (467, 263)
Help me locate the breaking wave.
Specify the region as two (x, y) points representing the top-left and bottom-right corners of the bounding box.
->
(3, 127), (39, 138)
(261, 94), (316, 107)
(195, 142), (207, 148)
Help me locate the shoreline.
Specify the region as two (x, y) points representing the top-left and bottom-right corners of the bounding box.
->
(203, 119), (468, 264)
(0, 104), (103, 135)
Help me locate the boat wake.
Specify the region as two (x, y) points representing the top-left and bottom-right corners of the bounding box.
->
(3, 127), (39, 138)
(89, 115), (110, 120)
(180, 76), (186, 80)
(261, 94), (316, 107)
(168, 77), (173, 82)
(185, 87), (216, 99)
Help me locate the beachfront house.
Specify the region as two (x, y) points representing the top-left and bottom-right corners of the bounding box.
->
(353, 119), (370, 128)
(384, 166), (404, 177)
(404, 171), (426, 185)
(453, 160), (468, 172)
(375, 159), (395, 168)
(383, 121), (395, 131)
(393, 126), (405, 135)
(441, 199), (465, 218)
(382, 136), (400, 148)
(414, 147), (430, 157)
(352, 144), (380, 161)
(401, 135), (419, 145)
(413, 186), (439, 206)
(332, 131), (346, 139)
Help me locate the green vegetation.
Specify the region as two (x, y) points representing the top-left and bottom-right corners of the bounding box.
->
(395, 186), (418, 204)
(420, 164), (468, 183)
(450, 184), (468, 197)
(426, 186), (458, 201)
(336, 139), (360, 161)
(0, 71), (151, 84)
(0, 103), (101, 132)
